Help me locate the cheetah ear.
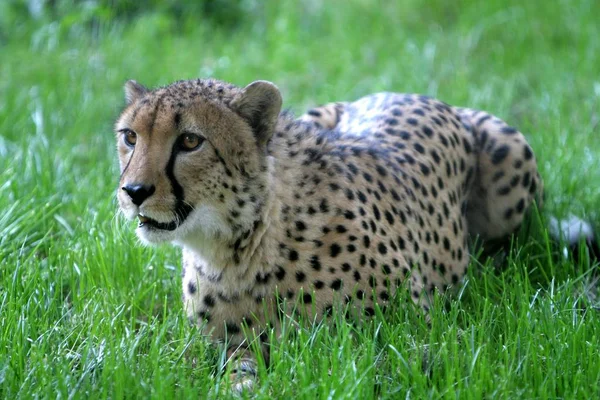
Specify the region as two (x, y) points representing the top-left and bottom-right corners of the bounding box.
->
(231, 80), (282, 147)
(124, 80), (148, 105)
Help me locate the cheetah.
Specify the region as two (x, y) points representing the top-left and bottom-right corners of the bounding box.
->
(115, 78), (542, 390)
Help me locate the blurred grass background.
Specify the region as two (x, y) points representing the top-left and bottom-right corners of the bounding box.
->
(0, 0), (599, 398)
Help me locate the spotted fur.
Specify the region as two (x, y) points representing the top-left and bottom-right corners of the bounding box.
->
(114, 78), (542, 388)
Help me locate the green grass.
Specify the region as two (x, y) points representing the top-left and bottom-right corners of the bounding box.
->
(1, 0), (599, 398)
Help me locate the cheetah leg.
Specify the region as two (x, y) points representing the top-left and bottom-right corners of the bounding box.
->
(298, 101), (347, 129)
(456, 107), (543, 241)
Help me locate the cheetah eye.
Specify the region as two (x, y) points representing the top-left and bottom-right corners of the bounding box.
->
(121, 129), (137, 147)
(179, 133), (204, 151)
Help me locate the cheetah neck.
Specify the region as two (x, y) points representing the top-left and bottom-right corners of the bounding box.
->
(177, 115), (309, 283)
(177, 158), (284, 283)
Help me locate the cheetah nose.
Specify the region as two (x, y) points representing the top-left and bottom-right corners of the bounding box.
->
(122, 183), (156, 206)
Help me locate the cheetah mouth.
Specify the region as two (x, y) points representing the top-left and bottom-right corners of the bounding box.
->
(137, 203), (193, 231)
(137, 214), (178, 231)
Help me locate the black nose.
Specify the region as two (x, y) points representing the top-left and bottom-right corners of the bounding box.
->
(122, 183), (156, 206)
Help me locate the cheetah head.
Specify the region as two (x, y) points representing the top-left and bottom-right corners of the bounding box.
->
(114, 78), (282, 246)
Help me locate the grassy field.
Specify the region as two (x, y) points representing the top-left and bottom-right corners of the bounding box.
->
(1, 0), (599, 398)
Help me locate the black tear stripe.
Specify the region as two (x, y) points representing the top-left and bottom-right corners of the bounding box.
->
(161, 139), (194, 231)
(119, 145), (136, 181)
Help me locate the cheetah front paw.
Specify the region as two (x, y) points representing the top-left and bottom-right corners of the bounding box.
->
(229, 358), (258, 393)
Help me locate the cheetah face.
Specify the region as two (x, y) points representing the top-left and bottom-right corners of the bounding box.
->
(114, 79), (282, 245)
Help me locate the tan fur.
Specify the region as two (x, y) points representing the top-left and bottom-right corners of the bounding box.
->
(115, 78), (542, 387)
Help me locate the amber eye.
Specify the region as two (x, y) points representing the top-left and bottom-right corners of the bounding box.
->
(179, 133), (203, 151)
(123, 130), (137, 147)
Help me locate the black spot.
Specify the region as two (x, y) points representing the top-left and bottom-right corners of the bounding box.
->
(345, 189), (355, 200)
(491, 145), (510, 165)
(330, 243), (342, 258)
(414, 143), (425, 154)
(275, 266), (286, 281)
(363, 235), (371, 248)
(347, 163), (359, 175)
(501, 126), (517, 134)
(225, 322), (240, 334)
(319, 198), (329, 213)
(476, 114), (491, 126)
(353, 270), (362, 281)
(357, 191), (368, 203)
(497, 186), (511, 196)
(369, 275), (377, 288)
(295, 271), (306, 282)
(342, 263), (352, 272)
(523, 145), (533, 160)
(295, 221), (307, 231)
(378, 242), (388, 255)
(335, 225), (348, 233)
(197, 311), (210, 322)
(372, 204), (381, 220)
(522, 172), (531, 188)
(303, 293), (313, 304)
(439, 134), (449, 148)
(203, 295), (215, 307)
(356, 290), (365, 299)
(310, 255), (322, 271)
(188, 281), (197, 294)
(344, 210), (356, 220)
(516, 198), (526, 213)
(398, 236), (405, 250)
(256, 272), (271, 284)
(375, 164), (388, 177)
(514, 160), (523, 169)
(462, 137), (473, 153)
(443, 237), (451, 251)
(510, 175), (520, 187)
(314, 280), (324, 289)
(529, 179), (537, 194)
(381, 264), (391, 275)
(330, 279), (343, 291)
(289, 249), (299, 261)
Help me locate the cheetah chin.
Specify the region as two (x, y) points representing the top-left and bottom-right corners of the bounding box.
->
(135, 204), (233, 246)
